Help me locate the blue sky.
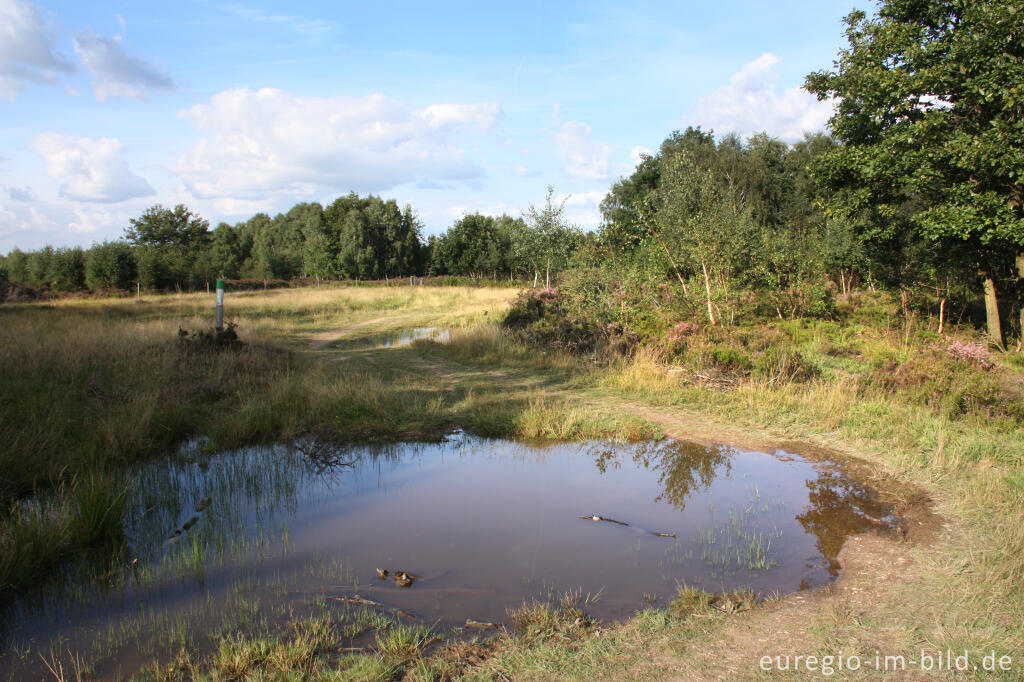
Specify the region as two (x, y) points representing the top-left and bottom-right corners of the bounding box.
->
(0, 0), (862, 252)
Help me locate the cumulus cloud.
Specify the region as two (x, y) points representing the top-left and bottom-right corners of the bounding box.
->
(555, 120), (611, 180)
(34, 133), (155, 203)
(416, 102), (500, 130)
(629, 145), (653, 167)
(175, 88), (501, 200)
(557, 190), (604, 230)
(72, 29), (174, 101)
(691, 53), (832, 142)
(0, 0), (75, 99)
(5, 185), (34, 202)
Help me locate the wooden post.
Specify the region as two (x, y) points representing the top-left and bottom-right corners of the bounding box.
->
(215, 279), (225, 331)
(136, 281), (140, 301)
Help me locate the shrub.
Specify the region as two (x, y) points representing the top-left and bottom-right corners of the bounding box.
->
(502, 289), (609, 355)
(177, 322), (246, 352)
(755, 347), (818, 383)
(703, 346), (753, 373)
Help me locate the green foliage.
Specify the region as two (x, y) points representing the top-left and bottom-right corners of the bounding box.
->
(703, 346), (753, 373)
(428, 212), (517, 277)
(502, 289), (608, 354)
(85, 241), (136, 290)
(176, 322), (246, 352)
(326, 193), (423, 280)
(754, 347), (818, 383)
(125, 204), (211, 249)
(805, 0), (1024, 337)
(514, 186), (585, 284)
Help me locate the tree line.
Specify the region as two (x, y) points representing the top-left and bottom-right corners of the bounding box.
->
(0, 188), (583, 293)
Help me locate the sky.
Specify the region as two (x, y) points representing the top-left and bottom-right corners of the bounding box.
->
(0, 0), (863, 252)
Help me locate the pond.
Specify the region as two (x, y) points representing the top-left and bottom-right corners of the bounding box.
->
(332, 327), (451, 349)
(0, 433), (896, 678)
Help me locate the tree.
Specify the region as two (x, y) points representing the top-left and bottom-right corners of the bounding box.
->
(125, 204), (210, 249)
(653, 152), (757, 325)
(429, 213), (512, 278)
(125, 205), (210, 290)
(85, 241), (136, 290)
(806, 0), (1024, 346)
(519, 187), (584, 287)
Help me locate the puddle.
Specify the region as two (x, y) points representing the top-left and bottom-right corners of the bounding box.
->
(332, 327), (450, 349)
(0, 434), (896, 678)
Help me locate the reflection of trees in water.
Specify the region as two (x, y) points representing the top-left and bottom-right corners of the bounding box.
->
(589, 440), (732, 512)
(795, 469), (891, 577)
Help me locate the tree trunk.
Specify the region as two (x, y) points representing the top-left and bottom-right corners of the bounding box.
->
(545, 258), (550, 289)
(1016, 253), (1024, 350)
(983, 274), (1004, 348)
(701, 261), (716, 326)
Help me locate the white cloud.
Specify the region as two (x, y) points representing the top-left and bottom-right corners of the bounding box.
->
(72, 29), (174, 101)
(219, 3), (334, 40)
(416, 102), (500, 130)
(5, 185), (34, 202)
(629, 145), (653, 167)
(0, 0), (75, 99)
(555, 120), (611, 180)
(176, 88), (499, 200)
(0, 198), (60, 242)
(68, 205), (117, 234)
(690, 53), (832, 142)
(33, 133), (155, 203)
(557, 190), (604, 230)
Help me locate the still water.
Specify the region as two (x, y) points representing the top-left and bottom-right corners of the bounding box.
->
(0, 433), (895, 678)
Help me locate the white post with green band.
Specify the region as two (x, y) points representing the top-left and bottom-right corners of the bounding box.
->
(215, 279), (225, 331)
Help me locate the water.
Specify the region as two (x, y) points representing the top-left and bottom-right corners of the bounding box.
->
(332, 327), (451, 349)
(0, 434), (896, 678)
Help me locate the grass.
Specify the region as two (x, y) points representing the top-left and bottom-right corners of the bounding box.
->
(3, 284), (1024, 679)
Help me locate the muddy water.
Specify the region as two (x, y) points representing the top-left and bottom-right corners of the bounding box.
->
(0, 434), (895, 678)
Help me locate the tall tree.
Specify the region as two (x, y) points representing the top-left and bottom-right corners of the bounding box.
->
(806, 0), (1024, 346)
(125, 205), (210, 290)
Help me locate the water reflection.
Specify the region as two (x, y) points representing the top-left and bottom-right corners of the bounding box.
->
(796, 469), (893, 578)
(332, 327), (451, 349)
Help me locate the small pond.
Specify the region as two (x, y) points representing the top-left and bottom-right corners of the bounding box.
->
(0, 433), (896, 678)
(332, 327), (451, 349)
